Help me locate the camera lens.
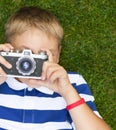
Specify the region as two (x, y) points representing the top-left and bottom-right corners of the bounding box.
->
(20, 59), (32, 72)
(16, 56), (36, 75)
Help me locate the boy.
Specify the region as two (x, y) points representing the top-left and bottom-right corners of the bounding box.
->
(0, 6), (110, 130)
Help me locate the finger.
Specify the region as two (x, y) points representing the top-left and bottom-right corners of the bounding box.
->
(41, 48), (53, 62)
(42, 61), (54, 80)
(0, 55), (12, 69)
(41, 62), (49, 80)
(46, 64), (61, 80)
(42, 62), (61, 81)
(41, 62), (55, 80)
(5, 43), (14, 50)
(0, 67), (7, 77)
(0, 43), (14, 52)
(27, 79), (45, 87)
(49, 67), (66, 82)
(0, 68), (7, 85)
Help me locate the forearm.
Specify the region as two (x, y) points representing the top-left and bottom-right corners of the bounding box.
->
(63, 85), (111, 130)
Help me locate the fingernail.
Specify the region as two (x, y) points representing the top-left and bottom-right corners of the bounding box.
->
(8, 64), (12, 69)
(42, 76), (46, 80)
(5, 48), (11, 52)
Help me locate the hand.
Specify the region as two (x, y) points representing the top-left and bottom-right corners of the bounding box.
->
(41, 61), (72, 96)
(0, 43), (13, 84)
(22, 49), (73, 97)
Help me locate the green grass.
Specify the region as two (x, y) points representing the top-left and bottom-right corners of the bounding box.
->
(0, 0), (115, 129)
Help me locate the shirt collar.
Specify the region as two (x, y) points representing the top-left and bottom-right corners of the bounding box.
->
(6, 77), (54, 95)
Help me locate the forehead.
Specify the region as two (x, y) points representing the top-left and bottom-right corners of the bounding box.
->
(12, 29), (59, 52)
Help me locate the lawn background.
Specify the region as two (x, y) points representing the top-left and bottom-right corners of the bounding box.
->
(0, 0), (115, 129)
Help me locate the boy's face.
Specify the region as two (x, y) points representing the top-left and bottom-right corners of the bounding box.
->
(11, 29), (61, 63)
(10, 29), (61, 85)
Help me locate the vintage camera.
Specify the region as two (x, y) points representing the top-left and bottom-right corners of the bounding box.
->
(0, 49), (48, 79)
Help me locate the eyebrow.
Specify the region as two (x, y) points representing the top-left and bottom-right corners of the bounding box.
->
(18, 46), (34, 52)
(19, 45), (30, 50)
(17, 45), (58, 54)
(16, 46), (35, 53)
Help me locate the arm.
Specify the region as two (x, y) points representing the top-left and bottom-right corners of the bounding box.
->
(25, 49), (111, 130)
(27, 64), (111, 130)
(64, 85), (111, 130)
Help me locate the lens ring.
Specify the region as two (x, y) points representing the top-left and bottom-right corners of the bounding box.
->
(16, 56), (36, 75)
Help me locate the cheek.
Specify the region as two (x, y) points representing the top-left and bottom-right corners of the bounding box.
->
(54, 51), (60, 63)
(53, 55), (60, 63)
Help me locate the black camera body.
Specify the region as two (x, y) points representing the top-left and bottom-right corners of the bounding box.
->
(0, 49), (48, 79)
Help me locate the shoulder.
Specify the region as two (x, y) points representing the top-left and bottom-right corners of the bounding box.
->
(67, 72), (94, 100)
(67, 72), (87, 85)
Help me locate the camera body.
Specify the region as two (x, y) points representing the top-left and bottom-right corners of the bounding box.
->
(0, 49), (48, 79)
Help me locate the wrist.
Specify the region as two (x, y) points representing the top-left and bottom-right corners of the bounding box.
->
(62, 85), (81, 105)
(66, 98), (85, 110)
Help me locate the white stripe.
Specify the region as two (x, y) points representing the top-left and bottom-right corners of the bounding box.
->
(0, 94), (66, 110)
(94, 111), (102, 118)
(79, 93), (95, 102)
(68, 73), (87, 85)
(0, 119), (72, 130)
(71, 122), (76, 130)
(6, 77), (54, 94)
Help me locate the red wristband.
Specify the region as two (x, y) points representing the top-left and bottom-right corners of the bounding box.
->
(66, 98), (85, 110)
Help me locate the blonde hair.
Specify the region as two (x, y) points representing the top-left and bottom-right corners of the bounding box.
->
(5, 6), (64, 45)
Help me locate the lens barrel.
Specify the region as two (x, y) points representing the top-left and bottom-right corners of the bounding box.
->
(16, 56), (36, 75)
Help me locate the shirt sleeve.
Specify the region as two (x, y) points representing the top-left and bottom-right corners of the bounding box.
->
(67, 72), (102, 129)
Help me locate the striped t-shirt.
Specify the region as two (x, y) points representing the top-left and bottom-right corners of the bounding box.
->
(0, 72), (100, 130)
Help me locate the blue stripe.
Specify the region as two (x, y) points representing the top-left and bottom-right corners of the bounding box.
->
(0, 128), (6, 130)
(72, 83), (92, 95)
(67, 71), (79, 74)
(86, 101), (97, 111)
(0, 82), (24, 96)
(0, 83), (92, 97)
(0, 83), (61, 97)
(0, 72), (99, 129)
(0, 106), (68, 123)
